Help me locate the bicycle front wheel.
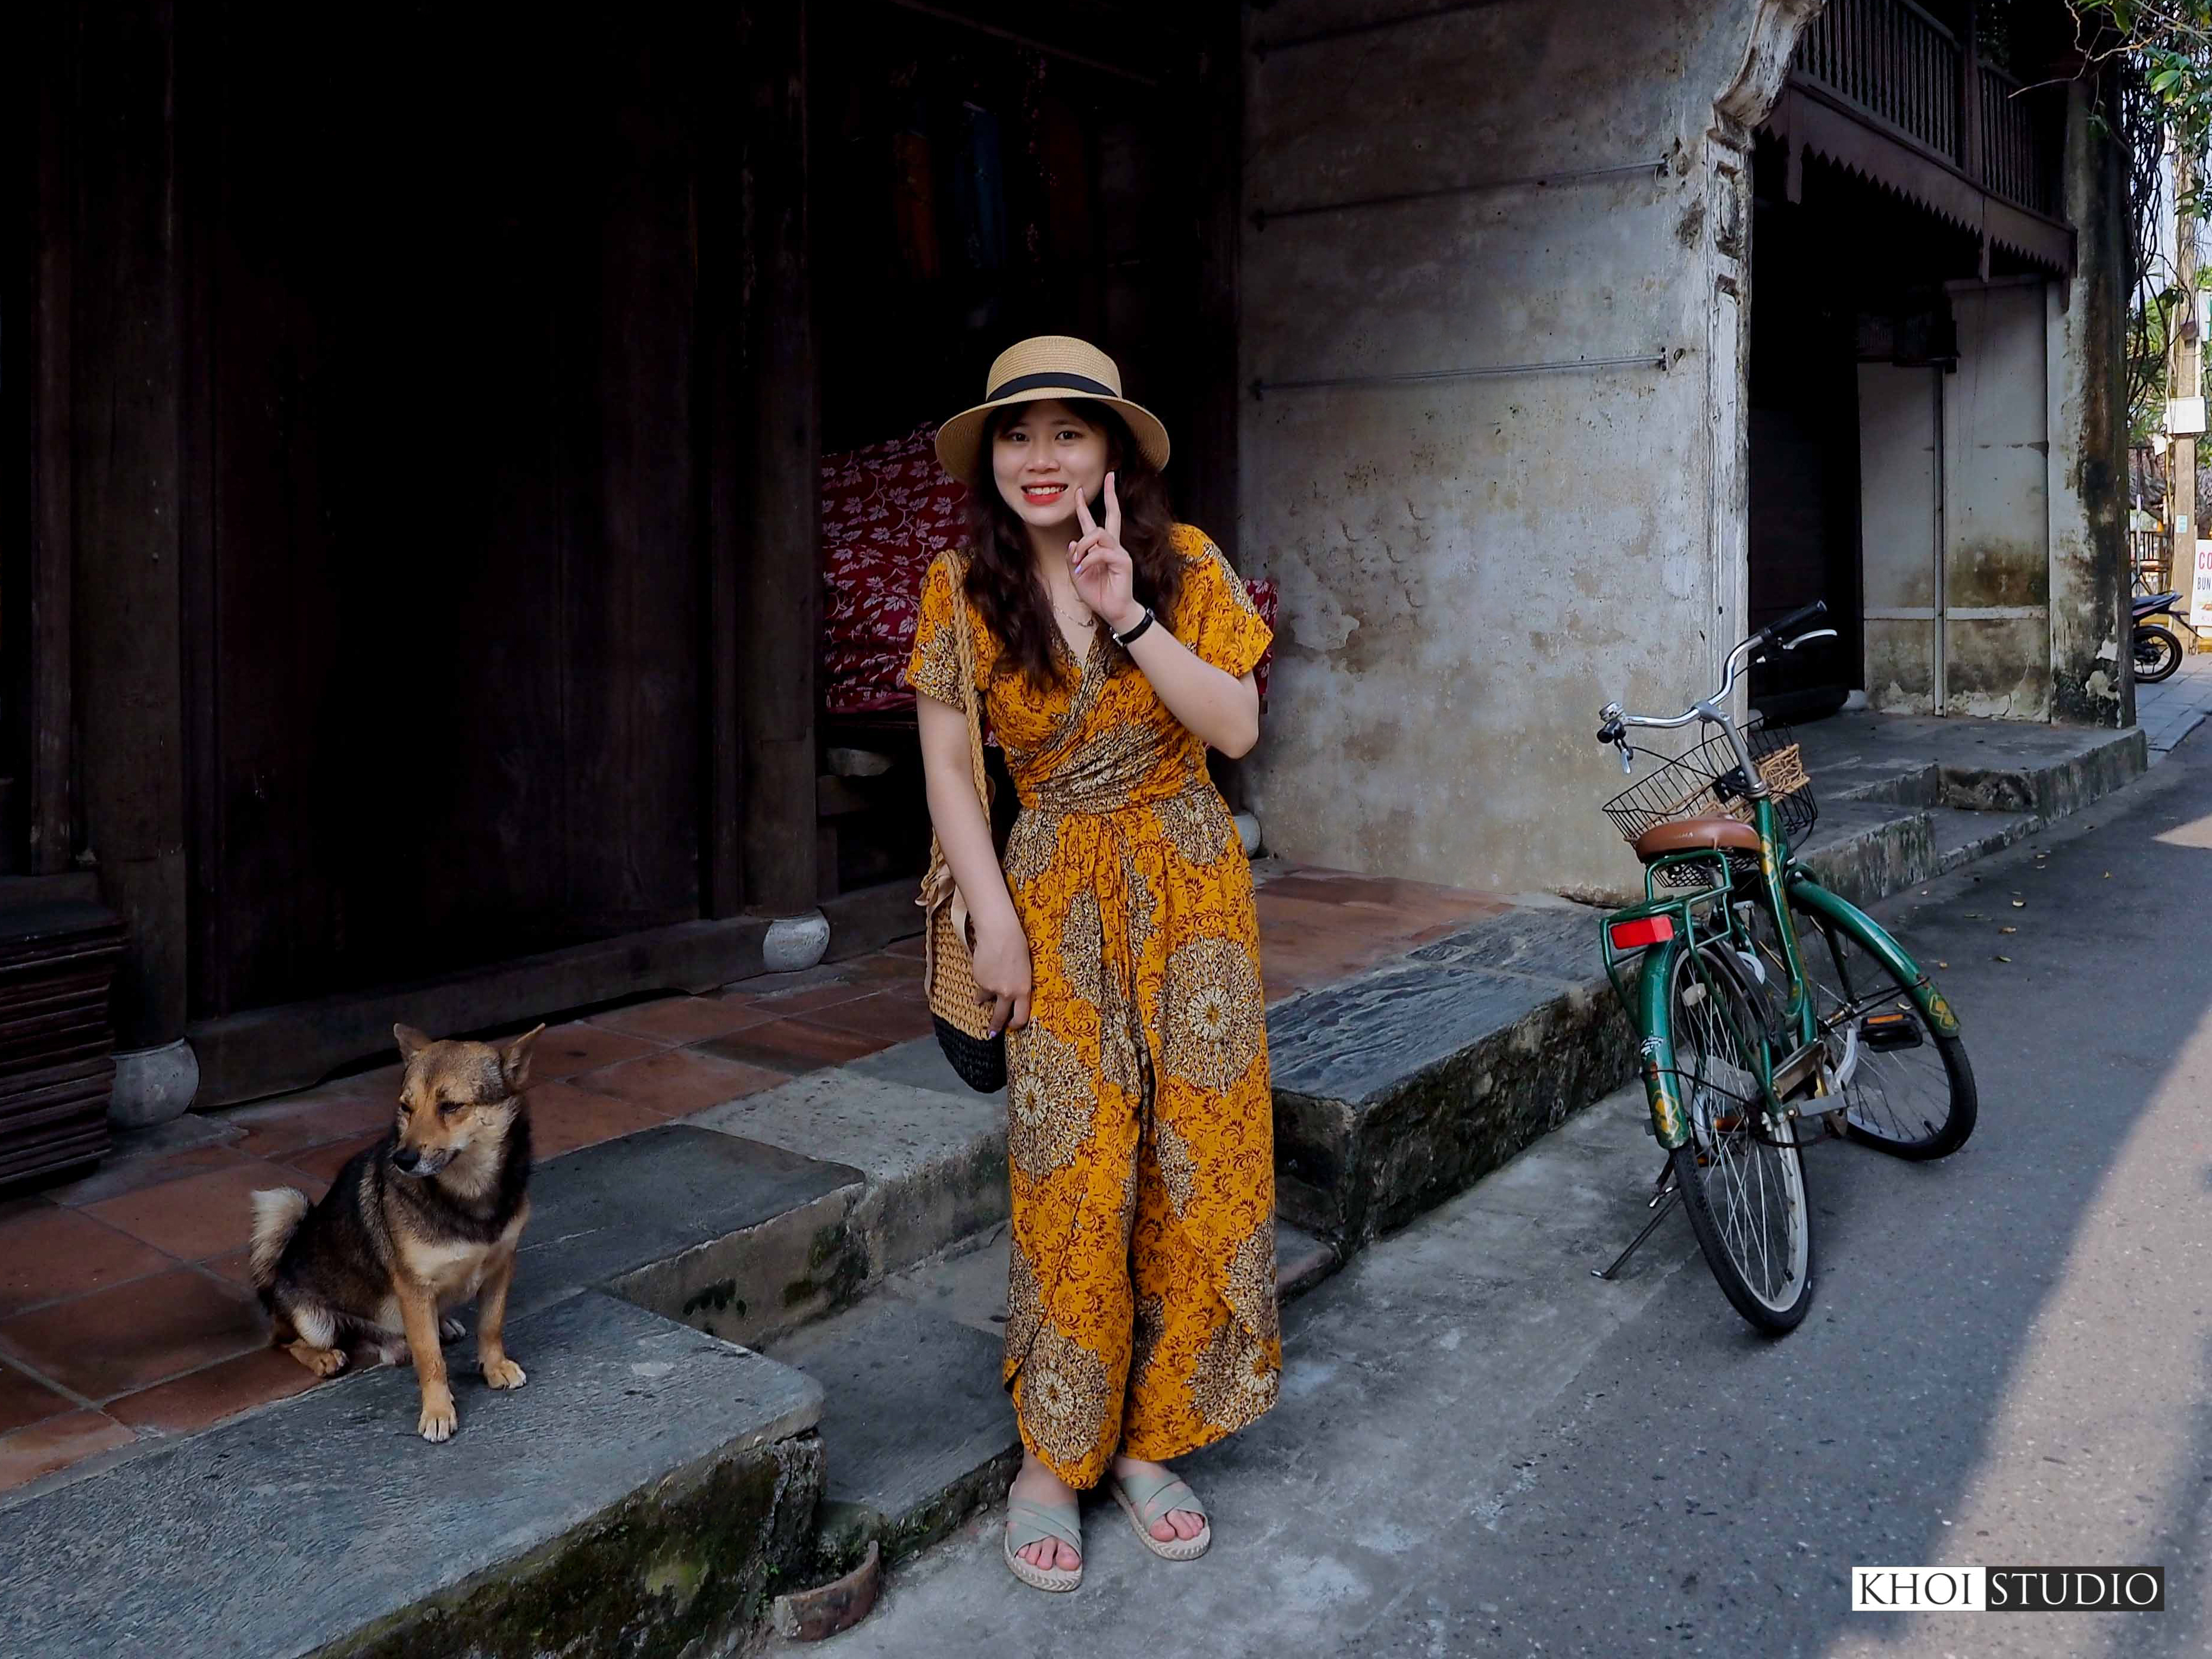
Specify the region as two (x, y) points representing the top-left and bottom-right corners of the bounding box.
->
(1797, 912), (1977, 1161)
(1665, 945), (1814, 1335)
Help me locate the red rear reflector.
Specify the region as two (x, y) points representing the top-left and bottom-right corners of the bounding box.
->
(1608, 917), (1675, 951)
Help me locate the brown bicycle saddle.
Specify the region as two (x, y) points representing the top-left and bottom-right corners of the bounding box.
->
(1630, 816), (1761, 863)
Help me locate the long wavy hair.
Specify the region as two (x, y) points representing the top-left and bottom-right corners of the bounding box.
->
(962, 400), (1183, 692)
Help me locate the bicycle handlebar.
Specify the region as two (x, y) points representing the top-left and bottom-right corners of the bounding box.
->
(1756, 600), (1829, 654)
(1595, 601), (1836, 744)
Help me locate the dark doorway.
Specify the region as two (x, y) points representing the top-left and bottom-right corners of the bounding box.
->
(1747, 152), (1863, 719)
(186, 4), (709, 1018)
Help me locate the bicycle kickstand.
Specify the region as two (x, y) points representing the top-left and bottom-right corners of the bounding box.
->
(1592, 1158), (1679, 1282)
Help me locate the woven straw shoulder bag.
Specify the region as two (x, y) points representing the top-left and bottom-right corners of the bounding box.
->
(917, 558), (1008, 1092)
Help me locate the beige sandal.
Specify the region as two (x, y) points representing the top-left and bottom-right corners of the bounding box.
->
(1004, 1495), (1083, 1592)
(1110, 1468), (1211, 1561)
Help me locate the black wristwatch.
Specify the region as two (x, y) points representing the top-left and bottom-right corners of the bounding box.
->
(1111, 607), (1156, 648)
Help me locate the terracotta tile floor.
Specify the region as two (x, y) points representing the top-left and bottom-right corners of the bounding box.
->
(0, 863), (1509, 1498)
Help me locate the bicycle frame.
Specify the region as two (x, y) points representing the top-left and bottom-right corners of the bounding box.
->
(1601, 793), (1959, 1149)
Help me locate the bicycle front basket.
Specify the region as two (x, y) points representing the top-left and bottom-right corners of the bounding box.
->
(1600, 718), (1819, 885)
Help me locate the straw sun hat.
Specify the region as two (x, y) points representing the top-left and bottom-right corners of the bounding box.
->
(935, 336), (1171, 485)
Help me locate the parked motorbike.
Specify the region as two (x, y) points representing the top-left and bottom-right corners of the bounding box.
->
(2135, 590), (2187, 685)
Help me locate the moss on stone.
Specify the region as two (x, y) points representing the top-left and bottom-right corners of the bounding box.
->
(320, 1434), (824, 1659)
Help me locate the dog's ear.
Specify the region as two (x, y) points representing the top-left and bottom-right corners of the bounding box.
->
(501, 1023), (546, 1092)
(394, 1024), (433, 1063)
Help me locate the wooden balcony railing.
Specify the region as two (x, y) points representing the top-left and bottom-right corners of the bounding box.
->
(1789, 0), (2061, 220)
(1979, 62), (2050, 215)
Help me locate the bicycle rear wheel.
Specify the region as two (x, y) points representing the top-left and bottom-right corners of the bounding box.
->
(2136, 624), (2183, 685)
(1795, 911), (1977, 1161)
(1664, 945), (1814, 1335)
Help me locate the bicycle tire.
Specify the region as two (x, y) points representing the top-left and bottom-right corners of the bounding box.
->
(2136, 624), (2183, 684)
(1797, 911), (1977, 1161)
(1664, 946), (1814, 1335)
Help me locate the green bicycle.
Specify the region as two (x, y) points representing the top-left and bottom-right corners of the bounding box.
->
(1591, 601), (1976, 1334)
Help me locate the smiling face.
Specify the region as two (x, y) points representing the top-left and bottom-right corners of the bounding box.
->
(990, 400), (1110, 538)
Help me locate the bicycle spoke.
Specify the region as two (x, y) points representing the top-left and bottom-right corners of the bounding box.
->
(1739, 902), (1968, 1160)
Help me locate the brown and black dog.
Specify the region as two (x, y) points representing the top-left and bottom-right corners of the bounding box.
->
(248, 1022), (543, 1442)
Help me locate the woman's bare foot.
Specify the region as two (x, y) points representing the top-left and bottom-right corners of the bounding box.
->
(1009, 1454), (1082, 1573)
(1113, 1454), (1205, 1543)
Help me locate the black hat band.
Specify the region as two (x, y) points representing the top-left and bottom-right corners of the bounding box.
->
(985, 370), (1120, 402)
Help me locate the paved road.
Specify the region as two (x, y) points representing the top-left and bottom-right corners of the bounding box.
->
(808, 734), (2212, 1659)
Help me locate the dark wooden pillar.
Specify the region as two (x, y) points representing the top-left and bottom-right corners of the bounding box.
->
(733, 1), (819, 916)
(29, 1), (76, 876)
(73, 0), (189, 1049)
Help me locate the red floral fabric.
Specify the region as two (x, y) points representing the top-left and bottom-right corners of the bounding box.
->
(820, 424), (972, 717)
(818, 423), (1277, 716)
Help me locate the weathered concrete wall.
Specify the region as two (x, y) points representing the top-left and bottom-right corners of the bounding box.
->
(1945, 280), (2053, 720)
(1861, 288), (2057, 723)
(1238, 0), (1802, 895)
(2048, 79), (2132, 727)
(1860, 362), (1941, 714)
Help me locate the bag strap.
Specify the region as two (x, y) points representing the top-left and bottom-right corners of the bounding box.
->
(947, 554), (991, 814)
(920, 555), (995, 948)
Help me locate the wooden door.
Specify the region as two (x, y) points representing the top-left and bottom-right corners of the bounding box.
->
(190, 4), (706, 1017)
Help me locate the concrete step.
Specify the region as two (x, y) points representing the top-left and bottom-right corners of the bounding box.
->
(1792, 798), (1936, 907)
(1265, 903), (1636, 1246)
(1792, 710), (2145, 819)
(1927, 806), (2042, 875)
(760, 1220), (1338, 1576)
(515, 1122), (866, 1346)
(1, 1293), (826, 1658)
(683, 1066), (1008, 1305)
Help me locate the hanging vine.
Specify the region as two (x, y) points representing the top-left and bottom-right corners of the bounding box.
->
(2067, 4), (2212, 438)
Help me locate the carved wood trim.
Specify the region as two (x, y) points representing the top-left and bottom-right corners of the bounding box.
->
(1714, 0), (1826, 133)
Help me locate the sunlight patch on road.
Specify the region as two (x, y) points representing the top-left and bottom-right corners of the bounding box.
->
(2151, 808), (2212, 848)
(1819, 1023), (2212, 1659)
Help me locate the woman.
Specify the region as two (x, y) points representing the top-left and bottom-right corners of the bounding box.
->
(905, 337), (1279, 1592)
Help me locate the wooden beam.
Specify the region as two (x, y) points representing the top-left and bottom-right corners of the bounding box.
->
(28, 1), (74, 877)
(189, 914), (777, 1108)
(71, 0), (189, 1049)
(699, 14), (746, 920)
(819, 876), (926, 963)
(736, 1), (820, 916)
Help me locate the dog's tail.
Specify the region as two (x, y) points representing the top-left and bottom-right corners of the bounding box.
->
(248, 1187), (311, 1289)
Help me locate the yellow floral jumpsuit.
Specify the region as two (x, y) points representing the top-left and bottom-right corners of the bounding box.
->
(906, 524), (1280, 1488)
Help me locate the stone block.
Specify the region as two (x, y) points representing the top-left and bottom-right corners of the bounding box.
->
(843, 1034), (989, 1099)
(688, 1071), (1010, 1289)
(516, 1124), (866, 1347)
(1, 1294), (825, 1659)
(1793, 800), (1935, 907)
(1267, 958), (1639, 1246)
(1405, 903), (1604, 983)
(767, 1298), (1018, 1572)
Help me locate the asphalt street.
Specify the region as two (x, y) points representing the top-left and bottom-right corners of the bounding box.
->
(804, 732), (2212, 1659)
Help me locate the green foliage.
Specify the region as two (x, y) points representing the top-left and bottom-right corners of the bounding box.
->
(2078, 2), (2212, 147)
(2073, 4), (2212, 435)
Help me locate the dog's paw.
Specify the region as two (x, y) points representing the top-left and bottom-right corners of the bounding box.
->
(483, 1356), (527, 1391)
(286, 1342), (348, 1379)
(439, 1317), (466, 1344)
(417, 1395), (458, 1443)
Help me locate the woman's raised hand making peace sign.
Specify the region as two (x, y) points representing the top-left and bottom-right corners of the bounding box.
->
(1070, 472), (1142, 635)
